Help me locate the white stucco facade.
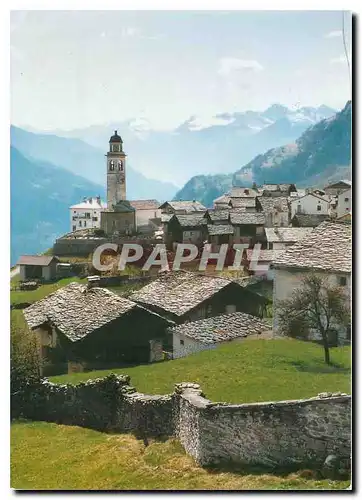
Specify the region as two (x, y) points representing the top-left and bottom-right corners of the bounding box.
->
(273, 267), (351, 344)
(70, 197), (106, 232)
(172, 332), (217, 359)
(290, 194), (329, 218)
(337, 188), (352, 217)
(132, 207), (161, 228)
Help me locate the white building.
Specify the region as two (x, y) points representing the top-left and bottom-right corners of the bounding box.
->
(337, 188), (352, 218)
(129, 200), (161, 229)
(169, 312), (270, 359)
(70, 196), (106, 232)
(290, 193), (330, 218)
(272, 221), (351, 345)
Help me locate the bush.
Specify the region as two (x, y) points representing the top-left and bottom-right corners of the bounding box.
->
(11, 310), (41, 417)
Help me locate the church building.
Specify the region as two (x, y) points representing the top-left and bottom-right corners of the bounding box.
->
(100, 131), (136, 236)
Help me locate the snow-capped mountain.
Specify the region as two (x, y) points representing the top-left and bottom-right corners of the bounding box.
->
(28, 104), (337, 186)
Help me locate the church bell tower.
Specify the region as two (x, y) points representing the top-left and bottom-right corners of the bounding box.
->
(106, 130), (127, 209)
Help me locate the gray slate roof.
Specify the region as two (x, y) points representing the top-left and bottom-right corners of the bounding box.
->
(161, 200), (206, 212)
(257, 196), (289, 213)
(272, 221), (351, 273)
(229, 187), (259, 198)
(291, 213), (331, 227)
(265, 227), (313, 243)
(207, 224), (234, 236)
(168, 312), (270, 344)
(17, 255), (59, 266)
(173, 213), (208, 228)
(23, 282), (162, 342)
(246, 249), (281, 262)
(229, 197), (256, 208)
(207, 209), (230, 222)
(213, 194), (231, 205)
(130, 271), (234, 316)
(229, 211), (265, 225)
(130, 199), (160, 210)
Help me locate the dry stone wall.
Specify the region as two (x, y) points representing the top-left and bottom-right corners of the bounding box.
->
(15, 374), (351, 470)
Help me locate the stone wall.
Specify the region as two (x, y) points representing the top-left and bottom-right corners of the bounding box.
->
(16, 374), (351, 470)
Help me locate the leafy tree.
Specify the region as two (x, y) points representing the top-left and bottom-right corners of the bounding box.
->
(277, 274), (350, 364)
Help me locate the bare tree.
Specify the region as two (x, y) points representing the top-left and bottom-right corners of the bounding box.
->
(277, 274), (350, 364)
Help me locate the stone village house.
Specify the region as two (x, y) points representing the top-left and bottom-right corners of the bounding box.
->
(129, 270), (267, 337)
(169, 312), (271, 359)
(23, 282), (173, 375)
(165, 213), (209, 248)
(271, 220), (351, 345)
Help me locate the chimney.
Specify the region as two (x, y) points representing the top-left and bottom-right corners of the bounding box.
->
(88, 197), (92, 204)
(96, 195), (101, 205)
(87, 275), (101, 289)
(83, 196), (87, 203)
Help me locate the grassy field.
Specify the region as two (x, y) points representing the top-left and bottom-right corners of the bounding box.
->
(11, 421), (350, 490)
(10, 277), (87, 306)
(50, 338), (351, 403)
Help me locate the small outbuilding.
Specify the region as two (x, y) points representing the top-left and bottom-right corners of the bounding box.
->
(169, 312), (271, 359)
(17, 255), (60, 282)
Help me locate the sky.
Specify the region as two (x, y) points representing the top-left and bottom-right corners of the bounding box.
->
(10, 10), (352, 131)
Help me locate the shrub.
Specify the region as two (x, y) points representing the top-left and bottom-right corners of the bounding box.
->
(11, 310), (41, 417)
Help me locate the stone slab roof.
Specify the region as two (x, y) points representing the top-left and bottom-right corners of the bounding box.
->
(207, 224), (234, 236)
(229, 211), (265, 225)
(291, 213), (331, 227)
(229, 197), (257, 208)
(257, 196), (289, 213)
(160, 201), (206, 212)
(207, 209), (230, 222)
(213, 194), (231, 205)
(272, 221), (351, 273)
(265, 227), (313, 243)
(246, 249), (280, 262)
(17, 255), (59, 267)
(130, 200), (160, 210)
(112, 200), (136, 213)
(130, 271), (234, 317)
(229, 187), (259, 198)
(168, 312), (270, 344)
(161, 214), (172, 223)
(23, 282), (167, 342)
(173, 213), (208, 228)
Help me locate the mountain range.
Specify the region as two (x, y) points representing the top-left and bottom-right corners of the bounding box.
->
(10, 102), (350, 264)
(174, 101), (351, 207)
(24, 104), (337, 186)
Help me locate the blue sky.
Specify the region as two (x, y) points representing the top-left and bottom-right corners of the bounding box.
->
(11, 10), (352, 131)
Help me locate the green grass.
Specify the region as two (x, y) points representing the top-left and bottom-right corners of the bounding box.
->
(11, 277), (87, 306)
(11, 421), (350, 490)
(50, 339), (351, 404)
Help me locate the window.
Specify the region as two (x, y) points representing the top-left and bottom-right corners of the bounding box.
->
(79, 221), (82, 227)
(339, 276), (347, 286)
(85, 212), (91, 219)
(317, 205), (321, 211)
(226, 304), (237, 314)
(180, 339), (184, 346)
(72, 225), (76, 232)
(73, 211), (76, 214)
(344, 197), (349, 202)
(72, 216), (76, 221)
(297, 204), (302, 213)
(92, 217), (98, 222)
